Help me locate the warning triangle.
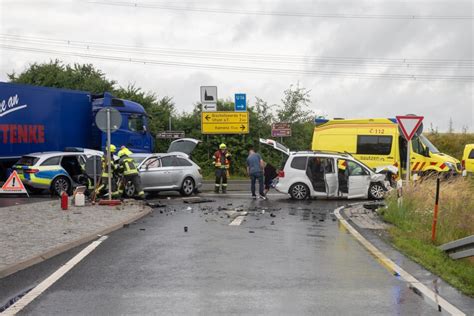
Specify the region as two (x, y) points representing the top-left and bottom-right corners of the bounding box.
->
(396, 116), (424, 141)
(1, 170), (27, 193)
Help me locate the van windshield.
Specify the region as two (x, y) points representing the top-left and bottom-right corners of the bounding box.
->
(419, 135), (440, 153)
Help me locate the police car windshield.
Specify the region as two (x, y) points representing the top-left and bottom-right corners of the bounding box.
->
(419, 135), (440, 153)
(16, 156), (39, 166)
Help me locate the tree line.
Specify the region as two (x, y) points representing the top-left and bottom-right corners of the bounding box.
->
(8, 60), (318, 177)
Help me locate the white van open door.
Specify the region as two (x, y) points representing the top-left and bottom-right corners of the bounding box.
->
(259, 138), (290, 156)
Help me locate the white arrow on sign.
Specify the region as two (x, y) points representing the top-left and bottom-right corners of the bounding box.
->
(203, 103), (216, 111)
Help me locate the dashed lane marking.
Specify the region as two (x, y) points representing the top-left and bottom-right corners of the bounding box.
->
(229, 216), (245, 226)
(333, 207), (465, 316)
(1, 236), (108, 316)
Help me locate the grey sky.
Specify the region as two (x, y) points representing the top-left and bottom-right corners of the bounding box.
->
(0, 0), (472, 131)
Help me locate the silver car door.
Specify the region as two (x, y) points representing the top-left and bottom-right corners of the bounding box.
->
(139, 157), (167, 189)
(324, 158), (338, 197)
(347, 160), (371, 199)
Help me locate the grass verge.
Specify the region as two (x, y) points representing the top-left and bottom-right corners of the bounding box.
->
(380, 177), (474, 297)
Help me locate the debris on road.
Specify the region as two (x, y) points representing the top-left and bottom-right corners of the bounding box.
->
(183, 197), (216, 204)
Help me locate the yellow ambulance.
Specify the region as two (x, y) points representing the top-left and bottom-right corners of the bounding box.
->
(312, 118), (461, 177)
(462, 144), (474, 175)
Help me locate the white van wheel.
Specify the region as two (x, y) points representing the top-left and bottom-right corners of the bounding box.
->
(369, 183), (385, 200)
(289, 183), (309, 200)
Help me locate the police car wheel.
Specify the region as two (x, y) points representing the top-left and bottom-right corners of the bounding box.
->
(180, 177), (195, 196)
(369, 183), (385, 200)
(289, 183), (309, 200)
(124, 181), (136, 197)
(52, 176), (71, 196)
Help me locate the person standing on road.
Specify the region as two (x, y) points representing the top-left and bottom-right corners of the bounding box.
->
(115, 146), (145, 199)
(95, 144), (117, 197)
(212, 143), (231, 193)
(246, 146), (265, 199)
(263, 161), (278, 196)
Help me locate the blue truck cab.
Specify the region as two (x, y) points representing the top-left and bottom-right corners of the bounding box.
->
(0, 82), (154, 180)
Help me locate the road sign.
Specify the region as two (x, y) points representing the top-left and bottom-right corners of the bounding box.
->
(235, 93), (246, 111)
(200, 86), (217, 104)
(202, 103), (216, 111)
(156, 131), (185, 139)
(396, 115), (424, 141)
(0, 171), (28, 196)
(396, 115), (424, 183)
(201, 111), (249, 134)
(95, 107), (122, 133)
(271, 122), (291, 137)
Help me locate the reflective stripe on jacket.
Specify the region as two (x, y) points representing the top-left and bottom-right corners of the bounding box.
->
(212, 150), (231, 169)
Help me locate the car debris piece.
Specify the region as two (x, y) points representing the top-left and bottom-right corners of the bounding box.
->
(184, 226), (188, 232)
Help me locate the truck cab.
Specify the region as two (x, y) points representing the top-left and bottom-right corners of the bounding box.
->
(91, 93), (154, 153)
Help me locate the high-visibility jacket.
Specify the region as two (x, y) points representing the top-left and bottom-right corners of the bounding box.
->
(117, 156), (139, 176)
(101, 156), (116, 177)
(213, 150), (231, 169)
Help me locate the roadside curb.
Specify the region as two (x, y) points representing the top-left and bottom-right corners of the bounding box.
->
(0, 207), (152, 279)
(333, 206), (466, 316)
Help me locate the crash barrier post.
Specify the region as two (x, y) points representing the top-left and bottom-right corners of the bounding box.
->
(431, 177), (440, 242)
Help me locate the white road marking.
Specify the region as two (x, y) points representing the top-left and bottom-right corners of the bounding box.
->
(201, 193), (286, 197)
(2, 236), (108, 316)
(229, 216), (245, 226)
(333, 207), (466, 316)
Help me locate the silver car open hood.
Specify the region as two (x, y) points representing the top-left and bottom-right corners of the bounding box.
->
(167, 138), (201, 156)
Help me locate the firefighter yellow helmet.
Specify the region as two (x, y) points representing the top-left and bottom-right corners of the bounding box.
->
(219, 143), (226, 149)
(108, 144), (117, 153)
(118, 147), (133, 158)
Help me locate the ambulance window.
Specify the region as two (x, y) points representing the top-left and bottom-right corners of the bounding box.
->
(412, 137), (425, 155)
(41, 156), (61, 166)
(357, 136), (392, 155)
(469, 150), (474, 159)
(291, 157), (308, 170)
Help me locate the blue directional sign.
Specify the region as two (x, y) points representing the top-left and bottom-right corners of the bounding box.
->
(234, 93), (246, 111)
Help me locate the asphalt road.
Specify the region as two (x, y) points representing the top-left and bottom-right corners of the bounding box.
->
(1, 194), (449, 315)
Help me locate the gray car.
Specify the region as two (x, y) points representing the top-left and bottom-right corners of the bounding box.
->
(127, 138), (202, 197)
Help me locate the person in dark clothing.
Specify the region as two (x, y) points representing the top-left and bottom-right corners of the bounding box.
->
(263, 162), (277, 196)
(307, 157), (325, 192)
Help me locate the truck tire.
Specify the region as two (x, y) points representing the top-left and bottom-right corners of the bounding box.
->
(289, 183), (310, 200)
(368, 183), (385, 200)
(51, 176), (71, 196)
(180, 177), (195, 196)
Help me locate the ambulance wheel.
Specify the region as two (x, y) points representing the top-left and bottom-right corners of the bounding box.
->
(289, 183), (310, 200)
(180, 177), (195, 196)
(368, 183), (385, 200)
(124, 181), (136, 197)
(51, 176), (71, 196)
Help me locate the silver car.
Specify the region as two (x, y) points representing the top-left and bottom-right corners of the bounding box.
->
(128, 138), (203, 197)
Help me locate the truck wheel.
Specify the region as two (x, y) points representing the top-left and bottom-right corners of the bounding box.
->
(51, 176), (71, 196)
(180, 177), (195, 196)
(368, 183), (385, 200)
(124, 181), (136, 197)
(289, 183), (309, 200)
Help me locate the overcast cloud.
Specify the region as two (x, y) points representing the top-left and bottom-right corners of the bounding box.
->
(0, 0), (472, 131)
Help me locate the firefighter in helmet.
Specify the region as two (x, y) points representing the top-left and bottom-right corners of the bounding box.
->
(212, 143), (231, 193)
(115, 146), (145, 199)
(95, 144), (117, 197)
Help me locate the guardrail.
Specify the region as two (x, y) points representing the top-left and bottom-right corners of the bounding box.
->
(438, 235), (474, 260)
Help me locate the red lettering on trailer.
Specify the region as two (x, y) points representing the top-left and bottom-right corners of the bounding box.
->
(0, 124), (45, 144)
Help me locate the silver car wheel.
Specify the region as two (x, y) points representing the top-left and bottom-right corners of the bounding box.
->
(370, 183), (385, 200)
(125, 181), (135, 197)
(290, 183), (308, 200)
(182, 178), (195, 196)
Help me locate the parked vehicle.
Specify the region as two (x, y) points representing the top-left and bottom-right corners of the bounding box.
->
(127, 138), (202, 197)
(462, 144), (474, 175)
(312, 118), (461, 178)
(0, 82), (154, 180)
(260, 138), (390, 200)
(12, 149), (102, 195)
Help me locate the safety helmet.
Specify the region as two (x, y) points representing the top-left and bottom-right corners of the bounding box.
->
(219, 143), (226, 149)
(108, 144), (117, 153)
(118, 147), (133, 158)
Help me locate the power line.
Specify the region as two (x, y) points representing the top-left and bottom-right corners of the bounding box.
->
(1, 34), (472, 70)
(88, 1), (474, 20)
(1, 44), (472, 82)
